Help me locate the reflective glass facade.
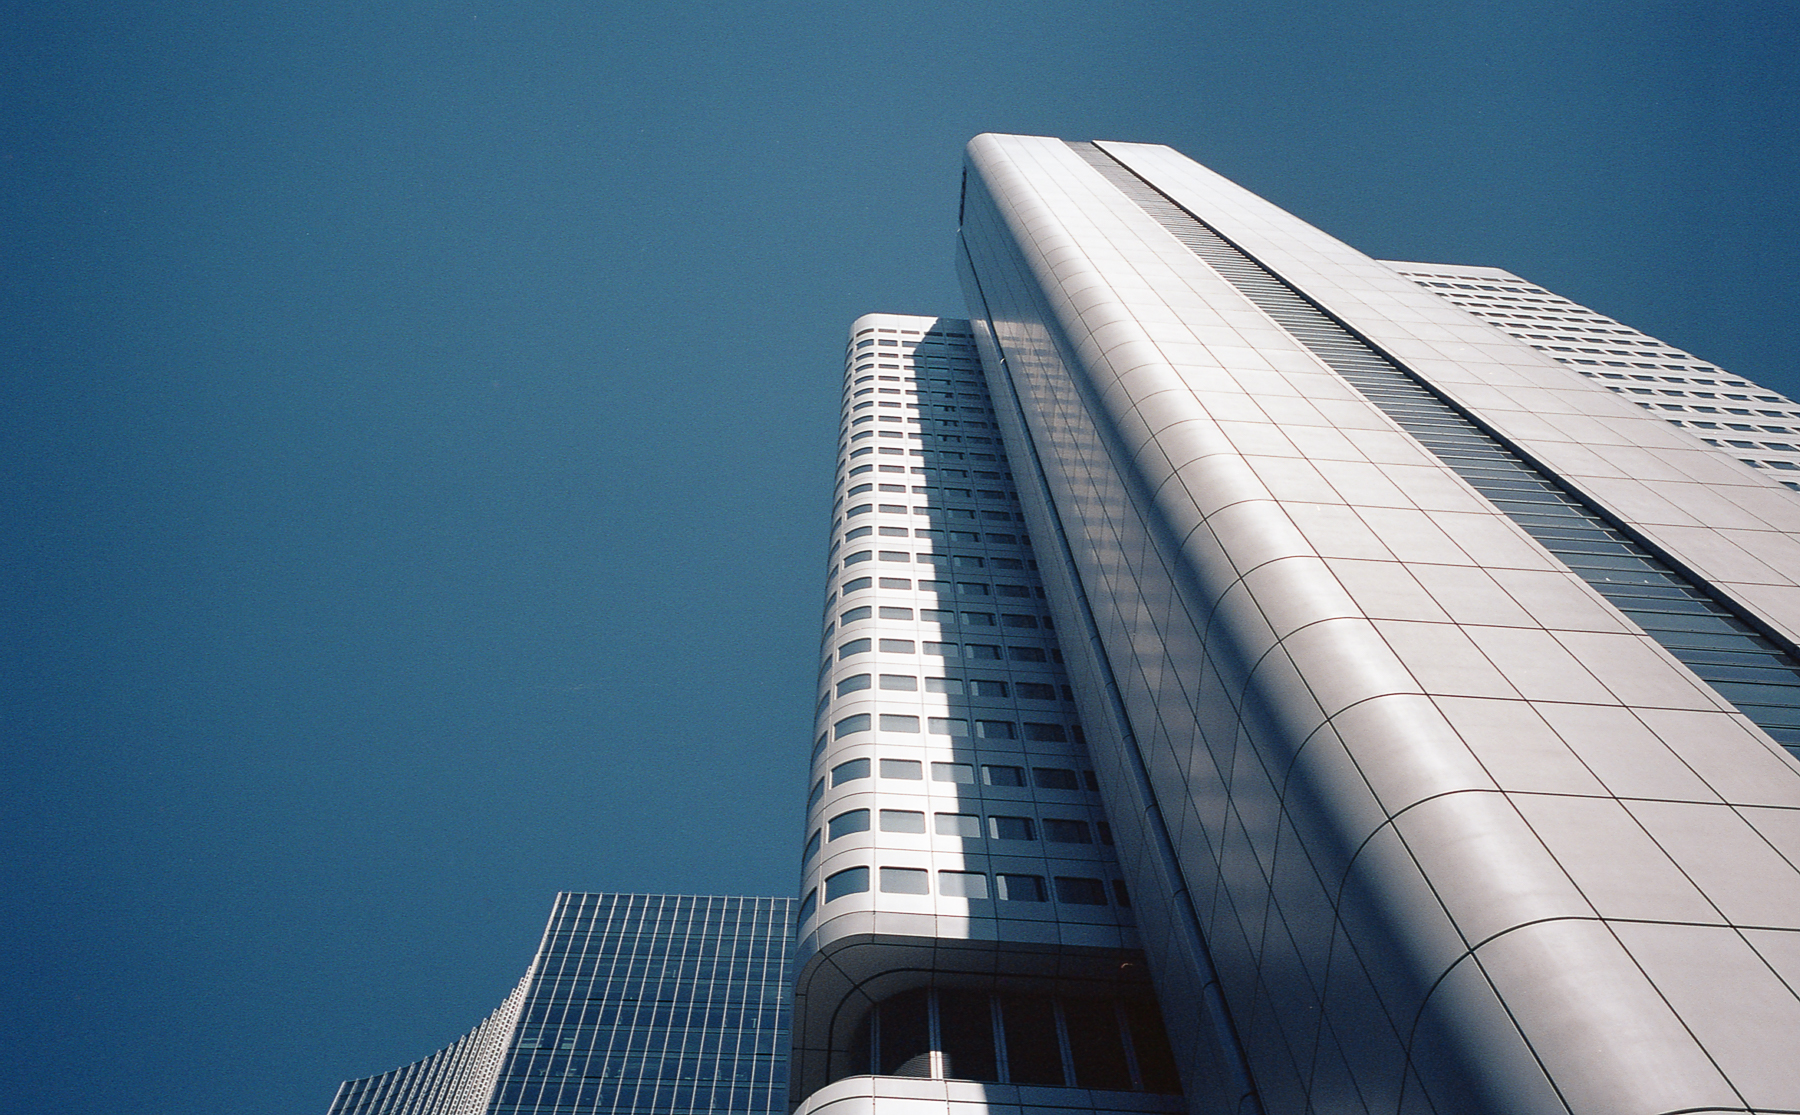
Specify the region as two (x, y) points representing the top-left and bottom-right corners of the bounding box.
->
(328, 894), (793, 1115)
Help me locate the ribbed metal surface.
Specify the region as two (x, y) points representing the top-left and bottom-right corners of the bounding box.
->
(1072, 141), (1800, 754)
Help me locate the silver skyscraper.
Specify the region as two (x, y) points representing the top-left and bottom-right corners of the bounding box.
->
(793, 134), (1800, 1115)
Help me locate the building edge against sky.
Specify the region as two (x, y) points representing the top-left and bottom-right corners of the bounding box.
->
(952, 133), (1800, 1114)
(794, 311), (1187, 1115)
(326, 894), (792, 1115)
(329, 134), (1800, 1115)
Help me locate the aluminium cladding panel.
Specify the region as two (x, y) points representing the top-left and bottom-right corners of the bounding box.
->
(1097, 140), (1800, 649)
(792, 1074), (1185, 1115)
(1382, 260), (1800, 481)
(959, 133), (1800, 1115)
(793, 312), (1147, 1108)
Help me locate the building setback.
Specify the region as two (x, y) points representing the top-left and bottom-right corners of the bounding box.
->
(327, 894), (792, 1115)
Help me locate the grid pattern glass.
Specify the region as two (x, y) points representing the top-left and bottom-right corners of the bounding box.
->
(327, 894), (793, 1115)
(1072, 141), (1800, 754)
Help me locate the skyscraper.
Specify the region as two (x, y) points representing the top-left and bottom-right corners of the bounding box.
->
(334, 133), (1800, 1115)
(327, 894), (793, 1115)
(795, 313), (1187, 1115)
(922, 133), (1800, 1114)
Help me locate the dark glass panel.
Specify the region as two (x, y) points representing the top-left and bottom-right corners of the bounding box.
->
(1000, 994), (1064, 1085)
(877, 989), (932, 1077)
(1063, 999), (1131, 1091)
(936, 990), (998, 1082)
(1124, 1001), (1182, 1094)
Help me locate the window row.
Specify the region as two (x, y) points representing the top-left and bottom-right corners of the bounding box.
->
(804, 759), (1094, 816)
(836, 606), (1049, 629)
(829, 987), (1180, 1094)
(845, 503), (1021, 522)
(833, 673), (1068, 700)
(844, 464), (1010, 481)
(845, 482), (1016, 500)
(838, 530), (1030, 556)
(835, 640), (1060, 664)
(841, 551), (1034, 572)
(847, 429), (1000, 446)
(827, 756), (1094, 789)
(832, 713), (1073, 741)
(820, 807), (1109, 845)
(812, 867), (1128, 908)
(847, 446), (1003, 464)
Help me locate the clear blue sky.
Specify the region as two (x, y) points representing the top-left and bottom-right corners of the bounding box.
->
(3, 1), (1796, 1111)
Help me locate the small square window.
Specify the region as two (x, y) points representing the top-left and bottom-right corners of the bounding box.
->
(931, 762), (974, 784)
(1054, 876), (1108, 905)
(934, 812), (981, 837)
(879, 810), (926, 833)
(825, 867), (869, 901)
(828, 809), (870, 839)
(880, 758), (923, 780)
(989, 815), (1034, 840)
(1044, 818), (1092, 843)
(879, 867), (930, 894)
(938, 870), (989, 898)
(831, 758), (870, 784)
(995, 874), (1045, 902)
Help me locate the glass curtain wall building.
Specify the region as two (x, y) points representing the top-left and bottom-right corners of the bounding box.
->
(327, 894), (793, 1115)
(948, 134), (1800, 1115)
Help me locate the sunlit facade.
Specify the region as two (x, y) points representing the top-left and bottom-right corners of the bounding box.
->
(936, 133), (1800, 1114)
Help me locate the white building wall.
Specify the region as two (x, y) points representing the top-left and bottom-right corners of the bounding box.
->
(791, 313), (1175, 1112)
(960, 132), (1800, 1115)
